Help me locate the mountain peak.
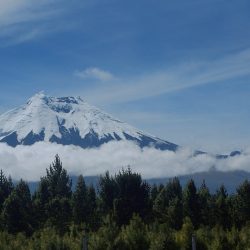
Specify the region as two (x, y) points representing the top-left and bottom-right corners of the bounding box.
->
(0, 93), (178, 150)
(27, 92), (84, 106)
(27, 91), (46, 103)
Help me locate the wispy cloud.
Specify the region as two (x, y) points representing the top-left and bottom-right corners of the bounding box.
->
(0, 0), (77, 45)
(74, 67), (115, 81)
(0, 141), (249, 181)
(83, 49), (250, 104)
(0, 1), (58, 26)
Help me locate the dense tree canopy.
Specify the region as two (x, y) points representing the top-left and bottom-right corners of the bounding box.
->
(99, 168), (151, 225)
(0, 156), (249, 249)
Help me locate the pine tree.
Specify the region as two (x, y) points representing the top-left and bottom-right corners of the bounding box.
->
(153, 178), (182, 212)
(167, 177), (182, 201)
(150, 184), (159, 203)
(2, 191), (22, 234)
(45, 154), (72, 199)
(153, 187), (168, 220)
(33, 155), (73, 232)
(99, 171), (117, 213)
(183, 179), (200, 228)
(2, 180), (33, 235)
(47, 197), (72, 235)
(214, 185), (230, 229)
(87, 184), (98, 229)
(167, 197), (183, 230)
(72, 175), (88, 225)
(153, 178), (183, 228)
(0, 170), (13, 210)
(32, 178), (50, 227)
(100, 168), (151, 226)
(235, 180), (250, 227)
(198, 180), (211, 226)
(113, 168), (151, 226)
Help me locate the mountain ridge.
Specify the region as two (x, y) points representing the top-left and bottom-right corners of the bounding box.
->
(0, 93), (178, 150)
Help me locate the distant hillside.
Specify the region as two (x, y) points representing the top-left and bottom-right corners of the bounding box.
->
(26, 170), (250, 194)
(147, 170), (250, 193)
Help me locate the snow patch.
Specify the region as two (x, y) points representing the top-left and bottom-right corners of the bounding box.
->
(0, 93), (151, 145)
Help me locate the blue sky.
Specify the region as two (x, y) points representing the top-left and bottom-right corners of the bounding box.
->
(0, 0), (250, 153)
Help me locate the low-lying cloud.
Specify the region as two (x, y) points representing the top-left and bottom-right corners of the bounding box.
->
(0, 141), (249, 181)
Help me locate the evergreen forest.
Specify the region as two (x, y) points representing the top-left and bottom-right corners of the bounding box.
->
(0, 155), (250, 250)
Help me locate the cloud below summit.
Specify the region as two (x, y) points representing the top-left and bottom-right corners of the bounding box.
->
(0, 141), (249, 181)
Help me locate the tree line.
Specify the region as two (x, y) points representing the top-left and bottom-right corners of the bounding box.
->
(0, 155), (250, 249)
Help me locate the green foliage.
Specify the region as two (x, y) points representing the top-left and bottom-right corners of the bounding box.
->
(72, 175), (88, 225)
(213, 185), (230, 229)
(0, 228), (81, 250)
(176, 217), (194, 250)
(2, 191), (24, 234)
(198, 180), (211, 226)
(89, 215), (120, 250)
(148, 223), (178, 250)
(153, 188), (167, 218)
(99, 171), (118, 213)
(2, 180), (33, 235)
(154, 178), (182, 210)
(166, 197), (183, 230)
(209, 226), (232, 250)
(153, 177), (183, 229)
(46, 197), (72, 235)
(150, 184), (159, 202)
(100, 168), (151, 226)
(33, 155), (73, 232)
(32, 178), (50, 226)
(1, 156), (250, 249)
(183, 179), (200, 228)
(239, 222), (250, 249)
(117, 214), (150, 250)
(45, 154), (72, 199)
(235, 180), (250, 226)
(87, 184), (98, 229)
(0, 170), (13, 209)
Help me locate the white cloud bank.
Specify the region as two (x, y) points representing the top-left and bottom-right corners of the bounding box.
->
(0, 141), (250, 181)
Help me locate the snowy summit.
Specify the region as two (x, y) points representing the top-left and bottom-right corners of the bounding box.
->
(0, 92), (178, 150)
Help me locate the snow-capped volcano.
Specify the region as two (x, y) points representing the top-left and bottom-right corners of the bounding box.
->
(0, 92), (178, 150)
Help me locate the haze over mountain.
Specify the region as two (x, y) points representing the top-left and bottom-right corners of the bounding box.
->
(0, 93), (178, 151)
